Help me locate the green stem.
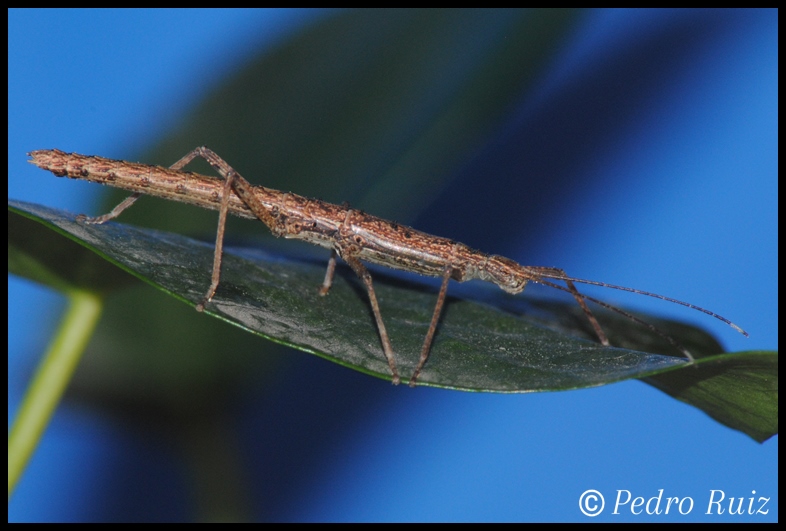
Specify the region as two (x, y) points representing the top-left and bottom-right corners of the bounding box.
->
(8, 291), (103, 498)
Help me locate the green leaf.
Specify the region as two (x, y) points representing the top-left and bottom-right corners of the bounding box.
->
(9, 200), (778, 440)
(643, 352), (778, 443)
(8, 201), (137, 295)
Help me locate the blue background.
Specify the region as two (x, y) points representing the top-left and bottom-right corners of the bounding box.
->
(9, 9), (777, 522)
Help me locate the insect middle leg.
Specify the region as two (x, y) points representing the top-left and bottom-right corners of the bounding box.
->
(318, 249), (339, 296)
(320, 246), (452, 386)
(335, 248), (401, 385)
(409, 266), (452, 387)
(322, 211), (401, 384)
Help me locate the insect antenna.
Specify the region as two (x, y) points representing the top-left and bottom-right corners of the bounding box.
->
(534, 278), (697, 362)
(533, 273), (749, 337)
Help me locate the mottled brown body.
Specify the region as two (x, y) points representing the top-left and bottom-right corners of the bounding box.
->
(28, 150), (528, 288)
(28, 148), (747, 386)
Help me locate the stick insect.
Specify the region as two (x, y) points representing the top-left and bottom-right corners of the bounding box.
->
(28, 148), (748, 386)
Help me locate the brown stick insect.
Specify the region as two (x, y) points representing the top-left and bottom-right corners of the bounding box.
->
(28, 148), (748, 386)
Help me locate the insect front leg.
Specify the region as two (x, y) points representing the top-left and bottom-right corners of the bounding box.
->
(526, 265), (610, 347)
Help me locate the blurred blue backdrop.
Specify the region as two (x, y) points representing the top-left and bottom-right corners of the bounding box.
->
(9, 8), (777, 522)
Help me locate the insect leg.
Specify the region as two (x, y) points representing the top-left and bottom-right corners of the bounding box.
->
(177, 147), (279, 229)
(170, 147), (285, 311)
(79, 147), (214, 225)
(319, 249), (338, 296)
(77, 192), (143, 224)
(409, 266), (452, 387)
(196, 170), (235, 311)
(332, 208), (400, 383)
(339, 251), (400, 385)
(526, 266), (610, 347)
(564, 278), (610, 346)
